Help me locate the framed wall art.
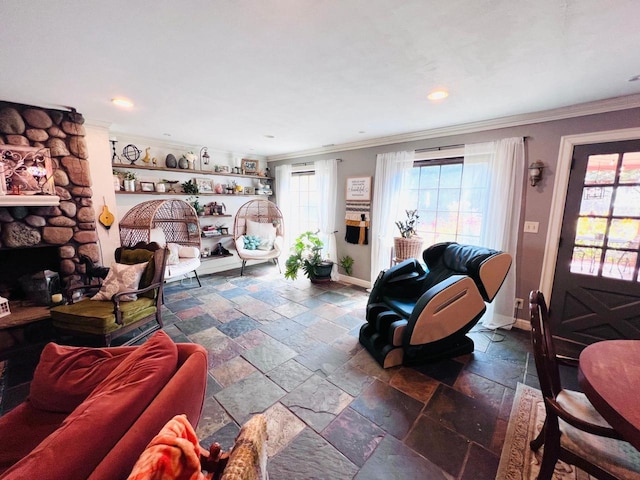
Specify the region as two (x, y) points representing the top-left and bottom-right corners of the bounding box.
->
(195, 177), (214, 193)
(0, 145), (54, 194)
(140, 182), (155, 192)
(346, 176), (372, 202)
(242, 159), (258, 174)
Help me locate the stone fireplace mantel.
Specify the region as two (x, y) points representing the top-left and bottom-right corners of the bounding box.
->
(0, 195), (60, 207)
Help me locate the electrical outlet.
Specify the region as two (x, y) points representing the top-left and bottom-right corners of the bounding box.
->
(515, 298), (524, 310)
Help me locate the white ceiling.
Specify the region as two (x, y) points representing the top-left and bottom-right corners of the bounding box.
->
(2, 0), (640, 157)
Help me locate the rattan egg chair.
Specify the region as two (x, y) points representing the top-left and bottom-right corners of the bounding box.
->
(233, 199), (284, 276)
(119, 199), (202, 286)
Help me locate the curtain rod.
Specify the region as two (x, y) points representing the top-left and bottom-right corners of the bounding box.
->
(292, 158), (342, 167)
(415, 136), (528, 154)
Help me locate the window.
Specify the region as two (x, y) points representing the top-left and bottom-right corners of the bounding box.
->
(406, 149), (483, 245)
(289, 166), (320, 236)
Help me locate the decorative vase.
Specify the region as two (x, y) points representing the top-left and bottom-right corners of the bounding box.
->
(393, 237), (423, 262)
(165, 154), (177, 168)
(124, 179), (136, 192)
(178, 157), (189, 169)
(113, 175), (121, 191)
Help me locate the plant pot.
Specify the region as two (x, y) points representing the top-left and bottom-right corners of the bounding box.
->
(124, 179), (136, 192)
(393, 236), (423, 262)
(310, 261), (333, 284)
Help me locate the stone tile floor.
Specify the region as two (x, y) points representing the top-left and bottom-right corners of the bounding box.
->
(0, 263), (558, 479)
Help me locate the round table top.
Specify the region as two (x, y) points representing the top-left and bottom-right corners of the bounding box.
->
(578, 339), (640, 450)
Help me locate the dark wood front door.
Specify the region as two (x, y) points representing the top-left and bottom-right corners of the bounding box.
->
(550, 140), (640, 345)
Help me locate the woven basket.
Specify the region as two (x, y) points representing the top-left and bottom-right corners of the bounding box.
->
(394, 236), (423, 262)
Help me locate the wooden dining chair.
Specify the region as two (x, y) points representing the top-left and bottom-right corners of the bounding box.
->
(528, 290), (640, 480)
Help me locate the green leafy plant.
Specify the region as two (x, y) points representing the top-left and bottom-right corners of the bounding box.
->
(187, 195), (204, 215)
(122, 171), (137, 181)
(181, 179), (199, 195)
(339, 255), (354, 276)
(395, 209), (419, 238)
(284, 231), (333, 280)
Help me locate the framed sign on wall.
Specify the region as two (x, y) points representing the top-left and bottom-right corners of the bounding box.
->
(346, 176), (372, 201)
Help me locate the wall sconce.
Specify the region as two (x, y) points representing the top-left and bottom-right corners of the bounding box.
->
(199, 147), (210, 170)
(528, 160), (544, 186)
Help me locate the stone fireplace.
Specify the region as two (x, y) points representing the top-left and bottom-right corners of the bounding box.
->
(0, 101), (98, 296)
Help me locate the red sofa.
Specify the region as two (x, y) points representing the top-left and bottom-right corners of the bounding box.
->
(0, 331), (208, 480)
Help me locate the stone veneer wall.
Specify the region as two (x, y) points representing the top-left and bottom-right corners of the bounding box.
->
(0, 101), (98, 289)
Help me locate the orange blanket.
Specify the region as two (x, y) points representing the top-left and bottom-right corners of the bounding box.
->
(127, 414), (208, 480)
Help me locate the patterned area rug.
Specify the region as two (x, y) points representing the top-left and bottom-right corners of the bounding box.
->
(496, 383), (594, 480)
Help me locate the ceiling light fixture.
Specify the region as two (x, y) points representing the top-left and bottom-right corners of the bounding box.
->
(629, 74), (640, 82)
(264, 134), (275, 139)
(427, 89), (449, 101)
(111, 97), (134, 108)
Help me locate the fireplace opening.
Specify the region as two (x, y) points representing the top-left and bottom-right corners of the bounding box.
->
(0, 246), (61, 305)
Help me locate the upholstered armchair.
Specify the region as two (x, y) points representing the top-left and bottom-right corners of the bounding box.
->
(50, 243), (167, 347)
(360, 242), (512, 368)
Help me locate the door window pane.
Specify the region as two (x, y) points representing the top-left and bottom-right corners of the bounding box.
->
(602, 250), (637, 281)
(575, 217), (607, 247)
(608, 219), (640, 249)
(612, 187), (640, 217)
(570, 247), (601, 276)
(585, 154), (619, 184)
(620, 152), (640, 184)
(579, 187), (612, 216)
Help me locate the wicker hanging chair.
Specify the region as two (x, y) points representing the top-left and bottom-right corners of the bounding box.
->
(119, 199), (201, 249)
(233, 199), (285, 276)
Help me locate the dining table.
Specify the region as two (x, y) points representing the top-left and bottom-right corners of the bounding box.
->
(578, 339), (640, 451)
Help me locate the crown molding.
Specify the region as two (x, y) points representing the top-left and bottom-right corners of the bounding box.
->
(267, 94), (640, 162)
(108, 131), (266, 161)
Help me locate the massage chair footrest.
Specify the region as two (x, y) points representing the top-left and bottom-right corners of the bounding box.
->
(403, 335), (475, 366)
(358, 323), (404, 368)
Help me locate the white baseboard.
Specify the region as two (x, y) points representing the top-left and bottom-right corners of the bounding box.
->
(513, 318), (530, 331)
(336, 274), (371, 289)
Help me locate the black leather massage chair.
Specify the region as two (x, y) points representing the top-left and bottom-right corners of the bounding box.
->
(360, 242), (512, 368)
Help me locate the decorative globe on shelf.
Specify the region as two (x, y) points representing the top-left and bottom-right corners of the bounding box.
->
(122, 144), (141, 164)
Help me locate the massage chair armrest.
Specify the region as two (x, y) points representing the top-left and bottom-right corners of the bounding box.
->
(369, 258), (427, 302)
(403, 274), (486, 348)
(409, 274), (467, 321)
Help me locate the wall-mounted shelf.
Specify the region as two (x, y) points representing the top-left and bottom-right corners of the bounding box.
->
(115, 191), (269, 198)
(201, 253), (233, 262)
(201, 233), (233, 239)
(112, 163), (272, 180)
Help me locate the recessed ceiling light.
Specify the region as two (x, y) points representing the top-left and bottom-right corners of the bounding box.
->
(163, 133), (172, 137)
(427, 89), (449, 101)
(111, 97), (134, 108)
(264, 134), (275, 139)
(629, 74), (640, 82)
(359, 130), (366, 134)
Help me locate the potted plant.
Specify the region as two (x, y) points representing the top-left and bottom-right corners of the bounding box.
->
(284, 231), (333, 283)
(339, 255), (354, 276)
(181, 179), (199, 195)
(394, 209), (423, 262)
(188, 196), (205, 216)
(123, 171), (137, 192)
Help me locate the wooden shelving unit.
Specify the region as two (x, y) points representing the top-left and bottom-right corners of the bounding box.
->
(115, 191), (267, 198)
(112, 163), (272, 181)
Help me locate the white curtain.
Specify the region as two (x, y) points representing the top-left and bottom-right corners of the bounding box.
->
(370, 150), (415, 285)
(275, 164), (293, 253)
(315, 159), (339, 280)
(463, 137), (524, 329)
